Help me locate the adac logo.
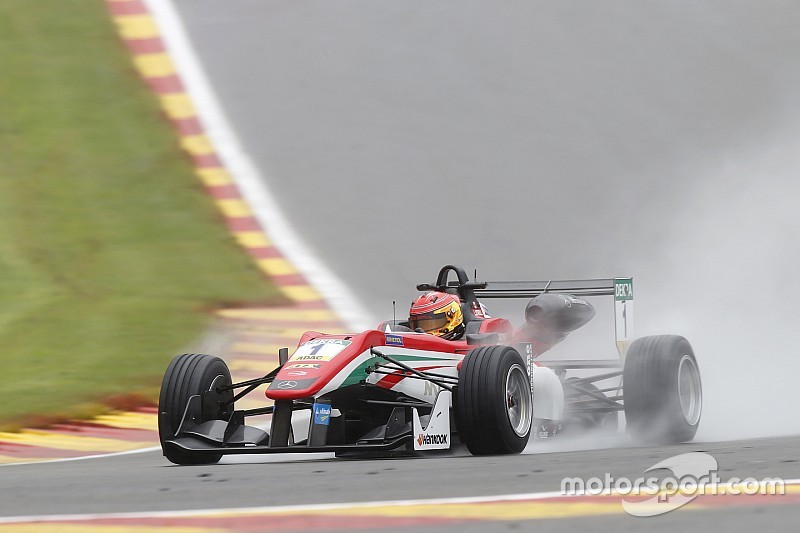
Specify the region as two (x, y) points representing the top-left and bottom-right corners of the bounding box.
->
(417, 433), (448, 446)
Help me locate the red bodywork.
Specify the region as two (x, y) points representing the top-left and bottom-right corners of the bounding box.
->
(266, 318), (513, 401)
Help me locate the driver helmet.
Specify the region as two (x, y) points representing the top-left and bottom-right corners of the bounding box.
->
(408, 291), (465, 340)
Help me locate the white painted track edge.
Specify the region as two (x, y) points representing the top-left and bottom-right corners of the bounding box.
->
(2, 479), (799, 524)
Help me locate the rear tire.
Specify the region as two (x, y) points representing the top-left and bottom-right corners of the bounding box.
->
(454, 346), (532, 455)
(158, 353), (233, 465)
(623, 335), (702, 443)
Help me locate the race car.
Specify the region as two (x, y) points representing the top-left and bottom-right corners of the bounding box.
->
(158, 265), (702, 465)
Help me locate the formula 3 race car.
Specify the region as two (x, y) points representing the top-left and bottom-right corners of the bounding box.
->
(158, 265), (702, 465)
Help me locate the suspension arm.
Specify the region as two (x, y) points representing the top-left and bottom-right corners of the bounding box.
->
(370, 348), (455, 392)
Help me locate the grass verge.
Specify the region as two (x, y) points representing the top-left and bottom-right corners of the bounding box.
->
(0, 0), (282, 429)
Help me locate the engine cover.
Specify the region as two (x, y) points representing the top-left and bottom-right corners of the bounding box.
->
(525, 293), (595, 332)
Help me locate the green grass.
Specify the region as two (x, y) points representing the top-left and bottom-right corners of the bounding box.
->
(0, 0), (282, 429)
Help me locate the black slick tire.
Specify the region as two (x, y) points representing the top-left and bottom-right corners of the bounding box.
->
(454, 345), (532, 455)
(158, 353), (233, 465)
(623, 335), (702, 443)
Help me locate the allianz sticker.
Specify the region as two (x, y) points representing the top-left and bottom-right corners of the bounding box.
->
(287, 363), (321, 369)
(385, 333), (404, 346)
(286, 370), (307, 376)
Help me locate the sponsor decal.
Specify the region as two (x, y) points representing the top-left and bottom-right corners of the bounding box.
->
(286, 370), (307, 376)
(308, 338), (351, 346)
(470, 301), (489, 319)
(276, 380), (298, 389)
(313, 403), (331, 426)
(562, 294), (588, 307)
(417, 433), (448, 446)
(524, 342), (533, 356)
(412, 390), (452, 451)
(289, 338), (351, 361)
(537, 421), (560, 439)
(423, 381), (441, 397)
(614, 278), (634, 343)
(614, 278), (633, 301)
(385, 333), (404, 346)
(287, 363), (321, 369)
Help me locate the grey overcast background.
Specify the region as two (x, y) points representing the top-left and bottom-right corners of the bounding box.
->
(174, 0), (800, 441)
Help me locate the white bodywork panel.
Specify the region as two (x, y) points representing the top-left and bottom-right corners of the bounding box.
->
(289, 408), (342, 444)
(412, 390), (452, 450)
(531, 365), (564, 421)
(362, 347), (460, 403)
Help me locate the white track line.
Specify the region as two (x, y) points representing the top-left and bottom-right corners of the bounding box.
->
(144, 0), (374, 331)
(0, 446), (161, 468)
(1, 479), (798, 524)
(0, 489), (575, 524)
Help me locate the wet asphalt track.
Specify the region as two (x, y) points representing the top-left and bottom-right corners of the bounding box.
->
(2, 434), (800, 528)
(5, 1), (800, 529)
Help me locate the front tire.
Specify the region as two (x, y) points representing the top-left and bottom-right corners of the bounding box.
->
(623, 335), (702, 443)
(454, 346), (532, 455)
(158, 353), (233, 465)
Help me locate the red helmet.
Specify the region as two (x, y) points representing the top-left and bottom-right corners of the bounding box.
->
(408, 292), (465, 340)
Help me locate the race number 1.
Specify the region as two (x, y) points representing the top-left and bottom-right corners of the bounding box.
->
(289, 339), (351, 362)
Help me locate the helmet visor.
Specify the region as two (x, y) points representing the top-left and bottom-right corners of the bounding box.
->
(408, 313), (449, 333)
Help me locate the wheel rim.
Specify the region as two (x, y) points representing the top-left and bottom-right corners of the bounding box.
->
(505, 364), (533, 437)
(678, 355), (702, 425)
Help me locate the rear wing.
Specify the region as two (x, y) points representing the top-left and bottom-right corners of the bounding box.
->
(419, 265), (634, 361)
(474, 279), (616, 298)
(475, 278), (635, 361)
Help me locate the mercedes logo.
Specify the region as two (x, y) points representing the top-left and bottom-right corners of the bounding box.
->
(277, 380), (298, 389)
